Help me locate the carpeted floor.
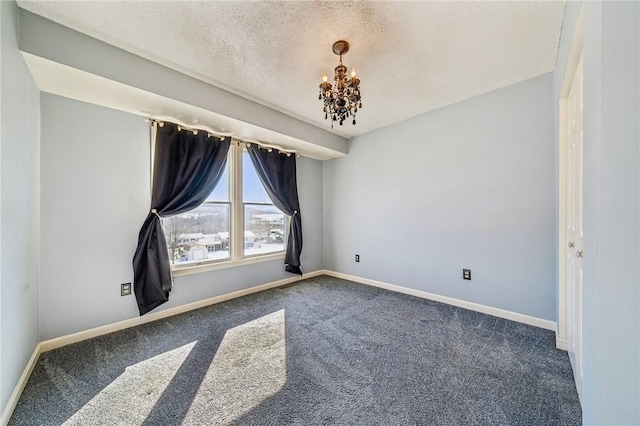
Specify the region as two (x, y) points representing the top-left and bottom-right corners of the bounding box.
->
(10, 275), (582, 425)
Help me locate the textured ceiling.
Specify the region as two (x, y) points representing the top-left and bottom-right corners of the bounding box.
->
(18, 1), (565, 138)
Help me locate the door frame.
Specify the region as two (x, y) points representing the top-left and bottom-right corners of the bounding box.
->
(557, 7), (583, 351)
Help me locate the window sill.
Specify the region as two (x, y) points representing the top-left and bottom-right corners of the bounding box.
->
(171, 252), (285, 277)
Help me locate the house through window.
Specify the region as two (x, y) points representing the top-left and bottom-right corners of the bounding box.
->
(162, 144), (286, 268)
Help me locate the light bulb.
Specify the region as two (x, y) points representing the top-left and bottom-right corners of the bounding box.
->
(322, 72), (328, 83)
(351, 67), (357, 78)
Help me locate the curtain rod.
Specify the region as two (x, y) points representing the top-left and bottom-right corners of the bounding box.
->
(144, 117), (299, 157)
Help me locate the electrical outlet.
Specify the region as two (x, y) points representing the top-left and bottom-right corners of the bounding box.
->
(463, 269), (471, 280)
(355, 254), (360, 263)
(121, 282), (132, 296)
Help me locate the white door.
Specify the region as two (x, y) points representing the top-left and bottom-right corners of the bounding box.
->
(566, 55), (584, 400)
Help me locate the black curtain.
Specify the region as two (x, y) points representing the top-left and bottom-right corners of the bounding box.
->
(246, 144), (303, 275)
(133, 123), (231, 315)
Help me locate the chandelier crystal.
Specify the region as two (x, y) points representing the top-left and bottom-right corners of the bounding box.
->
(318, 40), (362, 127)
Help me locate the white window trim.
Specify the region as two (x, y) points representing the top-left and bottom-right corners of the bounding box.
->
(230, 142), (243, 260)
(157, 142), (287, 274)
(172, 252), (285, 277)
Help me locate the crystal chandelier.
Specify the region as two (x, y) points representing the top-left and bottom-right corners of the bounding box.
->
(318, 40), (362, 127)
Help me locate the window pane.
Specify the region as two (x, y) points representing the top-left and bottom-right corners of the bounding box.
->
(163, 203), (230, 265)
(244, 204), (285, 256)
(243, 152), (271, 203)
(206, 161), (229, 202)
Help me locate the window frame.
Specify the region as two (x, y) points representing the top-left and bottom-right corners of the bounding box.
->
(243, 201), (287, 258)
(168, 142), (287, 276)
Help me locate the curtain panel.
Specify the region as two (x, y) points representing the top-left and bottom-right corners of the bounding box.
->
(133, 123), (231, 315)
(246, 144), (303, 275)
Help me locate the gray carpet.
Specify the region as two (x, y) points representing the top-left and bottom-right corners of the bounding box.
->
(10, 275), (581, 425)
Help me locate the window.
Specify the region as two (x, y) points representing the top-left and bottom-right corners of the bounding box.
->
(162, 144), (286, 269)
(243, 151), (286, 257)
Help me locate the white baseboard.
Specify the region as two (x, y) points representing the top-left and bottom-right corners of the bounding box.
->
(322, 270), (558, 332)
(0, 343), (42, 426)
(2, 269), (559, 424)
(40, 270), (323, 353)
(556, 337), (568, 350)
(1, 270), (322, 425)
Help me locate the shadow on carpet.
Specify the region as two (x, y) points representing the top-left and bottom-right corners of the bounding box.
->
(10, 275), (582, 425)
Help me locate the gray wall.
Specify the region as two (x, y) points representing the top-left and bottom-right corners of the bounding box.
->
(0, 0), (41, 414)
(11, 1), (640, 422)
(18, 9), (347, 158)
(39, 94), (150, 340)
(324, 73), (556, 321)
(556, 2), (640, 424)
(39, 93), (324, 340)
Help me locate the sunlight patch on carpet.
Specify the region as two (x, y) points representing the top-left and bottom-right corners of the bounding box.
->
(183, 309), (287, 424)
(61, 341), (197, 425)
